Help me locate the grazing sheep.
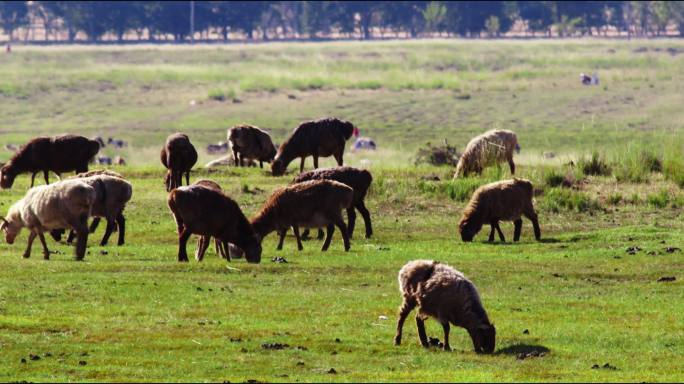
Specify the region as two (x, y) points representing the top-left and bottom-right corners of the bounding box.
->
(95, 156), (112, 165)
(0, 179), (95, 260)
(0, 135), (101, 189)
(205, 154), (256, 169)
(251, 179), (353, 252)
(191, 179), (231, 261)
(161, 133), (198, 192)
(293, 166), (373, 239)
(453, 130), (520, 178)
(50, 170), (132, 246)
(271, 117), (355, 176)
(113, 156), (126, 166)
(107, 137), (127, 148)
(228, 124), (277, 168)
(352, 137), (377, 151)
(394, 260), (496, 354)
(167, 185), (261, 263)
(459, 178), (541, 243)
(94, 136), (106, 148)
(206, 141), (229, 155)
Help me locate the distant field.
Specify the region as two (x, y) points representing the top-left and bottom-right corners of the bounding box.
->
(1, 39), (684, 164)
(0, 40), (682, 382)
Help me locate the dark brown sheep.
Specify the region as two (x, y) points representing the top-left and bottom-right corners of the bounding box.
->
(271, 117), (355, 176)
(228, 124), (277, 168)
(251, 179), (353, 252)
(167, 185), (261, 263)
(192, 179), (230, 261)
(458, 178), (541, 242)
(395, 260), (496, 353)
(161, 133), (198, 192)
(293, 166), (373, 239)
(0, 135), (101, 189)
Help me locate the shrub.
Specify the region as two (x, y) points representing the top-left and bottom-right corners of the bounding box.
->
(542, 188), (601, 213)
(607, 193), (623, 205)
(647, 190), (670, 208)
(579, 152), (611, 176)
(544, 170), (566, 188)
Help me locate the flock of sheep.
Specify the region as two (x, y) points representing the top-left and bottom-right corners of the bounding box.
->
(0, 118), (539, 354)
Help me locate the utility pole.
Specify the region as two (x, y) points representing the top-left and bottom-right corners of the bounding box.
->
(190, 0), (195, 44)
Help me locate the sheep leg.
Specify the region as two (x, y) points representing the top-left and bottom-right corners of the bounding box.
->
(513, 219), (523, 242)
(441, 321), (451, 351)
(66, 229), (76, 244)
(259, 160), (263, 169)
(333, 150), (343, 166)
(300, 228), (311, 241)
(89, 217), (101, 233)
(321, 224), (335, 251)
(23, 231), (37, 259)
(99, 218), (117, 246)
(494, 222), (506, 242)
(313, 155), (319, 169)
(508, 155), (515, 175)
(30, 172), (37, 188)
(488, 225), (496, 242)
(115, 213), (125, 246)
(525, 210), (541, 241)
(394, 297), (416, 346)
(233, 149), (240, 166)
(316, 228), (324, 240)
(73, 217), (89, 261)
(299, 157), (305, 173)
(346, 207), (357, 239)
(357, 201), (373, 239)
(292, 226), (304, 251)
(177, 227), (191, 262)
(276, 229), (286, 251)
(43, 170), (50, 185)
(332, 216), (350, 251)
(185, 171), (190, 187)
(195, 236), (210, 262)
(415, 315), (430, 348)
(36, 232), (51, 260)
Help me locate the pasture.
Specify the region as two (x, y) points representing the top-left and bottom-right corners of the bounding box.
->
(0, 40), (683, 382)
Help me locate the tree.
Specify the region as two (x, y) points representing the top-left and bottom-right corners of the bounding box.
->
(421, 1), (446, 34)
(381, 1), (426, 38)
(0, 1), (28, 41)
(517, 1), (554, 35)
(485, 15), (500, 36)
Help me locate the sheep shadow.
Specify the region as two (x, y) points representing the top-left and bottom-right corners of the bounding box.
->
(495, 343), (550, 356)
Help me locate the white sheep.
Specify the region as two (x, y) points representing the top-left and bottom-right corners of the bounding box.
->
(454, 129), (520, 178)
(394, 260), (496, 353)
(1, 179), (95, 260)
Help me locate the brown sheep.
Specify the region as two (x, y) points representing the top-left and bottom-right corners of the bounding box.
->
(458, 178), (541, 242)
(0, 135), (101, 189)
(227, 124), (277, 168)
(251, 179), (353, 252)
(49, 170), (132, 246)
(192, 179), (230, 261)
(271, 117), (355, 176)
(293, 166), (373, 240)
(167, 185), (261, 263)
(161, 133), (198, 192)
(454, 129), (520, 178)
(394, 260), (496, 354)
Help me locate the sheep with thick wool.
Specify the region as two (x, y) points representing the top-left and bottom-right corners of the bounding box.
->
(394, 260), (496, 354)
(454, 129), (520, 178)
(1, 179), (95, 260)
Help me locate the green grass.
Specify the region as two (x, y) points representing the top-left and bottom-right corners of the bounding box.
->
(0, 40), (683, 382)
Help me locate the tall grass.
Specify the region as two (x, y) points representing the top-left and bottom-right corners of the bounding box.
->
(663, 143), (684, 188)
(612, 148), (662, 183)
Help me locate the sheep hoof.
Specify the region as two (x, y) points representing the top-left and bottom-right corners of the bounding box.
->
(444, 345), (452, 352)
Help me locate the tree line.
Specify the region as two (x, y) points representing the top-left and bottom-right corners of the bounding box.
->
(2, 1), (684, 43)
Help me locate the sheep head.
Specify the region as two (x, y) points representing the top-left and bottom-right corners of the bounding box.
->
(0, 165), (16, 189)
(469, 323), (496, 354)
(0, 217), (19, 244)
(242, 239), (262, 264)
(271, 159), (286, 176)
(458, 219), (482, 242)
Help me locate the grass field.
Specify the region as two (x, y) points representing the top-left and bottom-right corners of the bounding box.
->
(0, 40), (683, 382)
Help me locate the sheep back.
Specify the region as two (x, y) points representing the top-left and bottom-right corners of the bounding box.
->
(76, 175), (132, 218)
(455, 130), (517, 177)
(293, 166), (372, 204)
(163, 133), (198, 171)
(15, 180), (96, 231)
